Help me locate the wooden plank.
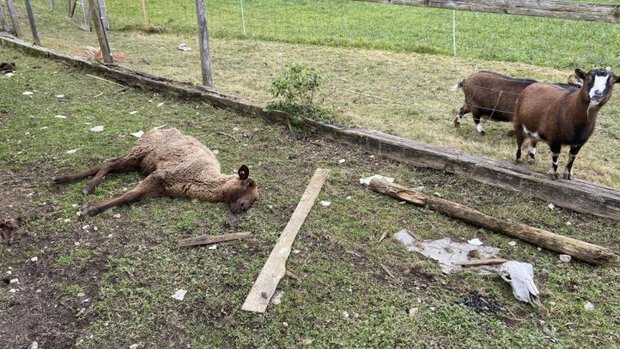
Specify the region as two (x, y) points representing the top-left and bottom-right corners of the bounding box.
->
(242, 168), (330, 313)
(87, 0), (111, 63)
(1, 36), (618, 221)
(194, 0), (213, 87)
(360, 0), (620, 24)
(24, 0), (40, 45)
(369, 178), (616, 264)
(179, 232), (251, 247)
(5, 0), (21, 37)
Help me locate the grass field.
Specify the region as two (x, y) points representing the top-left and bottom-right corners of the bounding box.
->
(99, 0), (620, 69)
(1, 46), (619, 349)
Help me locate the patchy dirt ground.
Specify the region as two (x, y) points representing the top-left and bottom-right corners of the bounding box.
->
(1, 48), (619, 349)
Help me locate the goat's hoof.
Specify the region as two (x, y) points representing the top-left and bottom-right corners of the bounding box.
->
(479, 130), (486, 136)
(78, 204), (94, 217)
(548, 172), (560, 180)
(562, 172), (573, 180)
(515, 158), (522, 164)
(527, 157), (536, 164)
(453, 120), (461, 128)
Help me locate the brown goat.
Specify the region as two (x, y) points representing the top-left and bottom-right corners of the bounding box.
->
(513, 67), (619, 180)
(53, 128), (259, 216)
(455, 71), (580, 135)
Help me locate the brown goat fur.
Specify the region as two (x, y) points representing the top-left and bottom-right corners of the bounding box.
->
(513, 67), (620, 180)
(455, 71), (580, 135)
(53, 128), (259, 216)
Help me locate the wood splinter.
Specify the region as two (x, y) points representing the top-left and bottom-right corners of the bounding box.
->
(179, 232), (250, 248)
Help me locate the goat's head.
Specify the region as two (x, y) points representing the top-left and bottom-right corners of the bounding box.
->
(225, 165), (259, 214)
(575, 67), (620, 107)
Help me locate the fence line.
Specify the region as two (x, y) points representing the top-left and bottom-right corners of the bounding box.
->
(358, 0), (620, 23)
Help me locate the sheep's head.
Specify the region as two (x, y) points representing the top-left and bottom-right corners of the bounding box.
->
(225, 165), (259, 213)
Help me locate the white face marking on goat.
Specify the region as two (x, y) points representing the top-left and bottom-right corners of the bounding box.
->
(589, 74), (610, 103)
(528, 145), (537, 156)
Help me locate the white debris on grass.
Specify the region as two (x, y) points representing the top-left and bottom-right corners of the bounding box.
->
(9, 278), (18, 284)
(30, 256), (38, 262)
(66, 148), (79, 154)
(54, 115), (68, 119)
(548, 203), (555, 210)
(130, 130), (144, 138)
(320, 200), (331, 207)
(338, 159), (346, 164)
(177, 43), (192, 51)
(408, 307), (419, 319)
(23, 91), (33, 96)
(129, 344), (139, 349)
(359, 174), (395, 186)
(171, 289), (187, 301)
(394, 230), (499, 274)
(208, 245), (217, 250)
(129, 111), (138, 115)
(157, 102), (165, 107)
(5, 72), (14, 77)
(90, 125), (104, 132)
(499, 261), (540, 306)
(271, 290), (284, 305)
(55, 94), (65, 98)
(559, 254), (572, 263)
(566, 221), (572, 226)
(584, 301), (595, 311)
(508, 241), (517, 247)
(467, 238), (483, 246)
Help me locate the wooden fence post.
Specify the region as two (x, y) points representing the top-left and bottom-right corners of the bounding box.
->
(0, 3), (9, 32)
(87, 0), (112, 63)
(5, 0), (21, 37)
(24, 0), (41, 45)
(194, 0), (213, 87)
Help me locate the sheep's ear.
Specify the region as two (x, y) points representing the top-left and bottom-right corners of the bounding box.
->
(574, 69), (587, 80)
(238, 165), (249, 180)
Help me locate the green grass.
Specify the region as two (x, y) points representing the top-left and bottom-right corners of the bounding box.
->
(97, 0), (620, 69)
(1, 45), (619, 349)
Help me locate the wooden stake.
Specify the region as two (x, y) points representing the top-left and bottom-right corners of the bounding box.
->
(0, 3), (8, 32)
(140, 0), (149, 28)
(5, 0), (21, 37)
(194, 0), (213, 87)
(24, 0), (40, 45)
(87, 0), (112, 63)
(179, 232), (251, 248)
(242, 168), (330, 313)
(369, 179), (616, 265)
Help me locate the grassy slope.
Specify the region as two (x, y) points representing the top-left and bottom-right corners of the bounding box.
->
(1, 46), (619, 349)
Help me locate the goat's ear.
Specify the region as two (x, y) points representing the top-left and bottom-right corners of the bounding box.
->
(238, 165), (249, 180)
(574, 69), (587, 80)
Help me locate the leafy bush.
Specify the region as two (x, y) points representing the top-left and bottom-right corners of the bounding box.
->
(270, 62), (322, 106)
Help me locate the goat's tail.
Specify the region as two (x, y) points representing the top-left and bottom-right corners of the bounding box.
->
(453, 80), (465, 91)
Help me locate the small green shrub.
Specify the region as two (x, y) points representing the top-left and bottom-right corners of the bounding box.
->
(270, 62), (321, 106)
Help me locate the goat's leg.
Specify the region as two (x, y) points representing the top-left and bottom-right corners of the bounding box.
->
(79, 173), (163, 216)
(82, 157), (141, 195)
(472, 112), (485, 135)
(527, 140), (538, 163)
(514, 128), (525, 163)
(454, 105), (469, 128)
(562, 145), (582, 180)
(548, 143), (562, 180)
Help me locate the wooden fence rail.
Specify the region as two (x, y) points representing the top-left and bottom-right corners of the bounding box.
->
(358, 0), (620, 23)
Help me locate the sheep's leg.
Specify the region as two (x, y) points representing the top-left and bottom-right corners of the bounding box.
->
(515, 127), (525, 162)
(82, 157), (141, 195)
(548, 143), (562, 180)
(562, 145), (582, 180)
(527, 140), (538, 163)
(473, 112), (485, 135)
(454, 105), (469, 128)
(53, 166), (104, 184)
(79, 173), (163, 216)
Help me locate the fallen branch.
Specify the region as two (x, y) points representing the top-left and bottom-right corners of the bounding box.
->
(178, 232), (251, 248)
(369, 179), (616, 265)
(380, 263), (396, 279)
(458, 258), (508, 267)
(242, 168), (330, 313)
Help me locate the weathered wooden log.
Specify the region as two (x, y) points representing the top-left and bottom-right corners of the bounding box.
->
(360, 0), (620, 24)
(0, 3), (9, 32)
(179, 232), (251, 248)
(369, 178), (616, 264)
